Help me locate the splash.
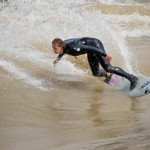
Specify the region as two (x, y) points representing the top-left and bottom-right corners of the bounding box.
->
(0, 60), (49, 90)
(97, 0), (149, 4)
(1, 0), (144, 90)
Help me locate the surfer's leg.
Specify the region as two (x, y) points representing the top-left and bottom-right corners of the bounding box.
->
(87, 53), (107, 77)
(97, 55), (138, 90)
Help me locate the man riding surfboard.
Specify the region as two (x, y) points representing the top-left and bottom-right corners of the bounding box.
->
(52, 37), (138, 91)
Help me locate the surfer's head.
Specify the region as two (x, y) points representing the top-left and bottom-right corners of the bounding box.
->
(52, 38), (65, 54)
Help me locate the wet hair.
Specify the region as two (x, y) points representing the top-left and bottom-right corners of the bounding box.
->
(52, 38), (66, 48)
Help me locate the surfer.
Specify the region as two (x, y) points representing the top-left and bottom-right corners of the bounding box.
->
(52, 37), (138, 90)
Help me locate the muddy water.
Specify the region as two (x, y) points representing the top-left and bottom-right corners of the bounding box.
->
(0, 0), (150, 150)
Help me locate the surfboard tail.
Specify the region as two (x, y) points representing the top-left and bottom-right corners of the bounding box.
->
(100, 74), (150, 97)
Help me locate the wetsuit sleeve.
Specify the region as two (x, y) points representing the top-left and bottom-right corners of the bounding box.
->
(56, 53), (65, 60)
(77, 45), (107, 57)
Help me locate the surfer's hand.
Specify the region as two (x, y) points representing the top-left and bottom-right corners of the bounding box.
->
(53, 59), (59, 67)
(106, 54), (112, 62)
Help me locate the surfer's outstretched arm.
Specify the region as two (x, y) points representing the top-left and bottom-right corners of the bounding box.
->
(76, 44), (107, 57)
(74, 44), (112, 62)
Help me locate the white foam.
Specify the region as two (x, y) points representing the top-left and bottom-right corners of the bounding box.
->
(54, 60), (86, 75)
(1, 0), (144, 78)
(97, 0), (146, 5)
(109, 31), (134, 73)
(1, 48), (85, 76)
(97, 0), (119, 4)
(120, 28), (150, 38)
(102, 13), (150, 71)
(0, 59), (49, 90)
(104, 14), (150, 38)
(105, 14), (150, 26)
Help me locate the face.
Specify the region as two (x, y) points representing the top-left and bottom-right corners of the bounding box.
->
(52, 44), (63, 54)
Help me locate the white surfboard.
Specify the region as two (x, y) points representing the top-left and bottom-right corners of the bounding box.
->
(104, 74), (150, 97)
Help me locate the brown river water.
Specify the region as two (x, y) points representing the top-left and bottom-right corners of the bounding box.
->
(0, 0), (150, 150)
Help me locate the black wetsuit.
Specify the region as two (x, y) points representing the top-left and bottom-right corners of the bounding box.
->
(56, 37), (137, 89)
